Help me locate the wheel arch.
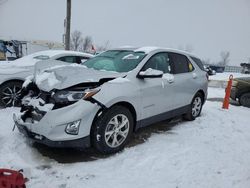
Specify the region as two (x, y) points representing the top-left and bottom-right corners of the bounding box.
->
(195, 89), (206, 104)
(0, 79), (24, 87)
(92, 101), (137, 133)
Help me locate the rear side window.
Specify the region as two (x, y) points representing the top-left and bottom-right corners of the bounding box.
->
(190, 56), (205, 71)
(168, 52), (192, 74)
(57, 56), (77, 63)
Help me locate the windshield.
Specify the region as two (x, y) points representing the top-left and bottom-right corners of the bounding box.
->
(83, 50), (146, 73)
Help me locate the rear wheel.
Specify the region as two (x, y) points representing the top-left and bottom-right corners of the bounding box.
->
(91, 105), (134, 154)
(184, 93), (203, 121)
(239, 93), (250, 107)
(0, 81), (23, 107)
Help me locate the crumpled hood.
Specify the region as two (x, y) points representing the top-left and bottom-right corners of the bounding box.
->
(34, 60), (125, 92)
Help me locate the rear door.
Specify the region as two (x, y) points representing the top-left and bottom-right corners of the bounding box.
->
(168, 52), (196, 108)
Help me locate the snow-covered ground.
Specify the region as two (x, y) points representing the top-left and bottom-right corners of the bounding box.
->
(207, 87), (226, 98)
(209, 72), (250, 81)
(1, 87), (250, 188)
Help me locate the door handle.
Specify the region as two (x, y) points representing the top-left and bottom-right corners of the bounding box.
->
(192, 73), (197, 79)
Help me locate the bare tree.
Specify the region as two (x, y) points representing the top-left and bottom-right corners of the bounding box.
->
(82, 36), (93, 52)
(218, 51), (230, 66)
(202, 58), (211, 65)
(70, 30), (83, 51)
(96, 41), (111, 52)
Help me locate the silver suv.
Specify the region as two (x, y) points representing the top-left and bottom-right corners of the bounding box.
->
(14, 47), (208, 154)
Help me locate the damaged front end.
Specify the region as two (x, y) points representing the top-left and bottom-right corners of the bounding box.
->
(12, 80), (107, 148)
(16, 80), (104, 125)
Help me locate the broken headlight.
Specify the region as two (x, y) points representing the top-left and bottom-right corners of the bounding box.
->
(53, 88), (100, 103)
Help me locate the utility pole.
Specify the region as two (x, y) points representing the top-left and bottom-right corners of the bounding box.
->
(65, 0), (71, 50)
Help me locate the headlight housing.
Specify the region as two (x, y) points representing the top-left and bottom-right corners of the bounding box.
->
(53, 88), (100, 103)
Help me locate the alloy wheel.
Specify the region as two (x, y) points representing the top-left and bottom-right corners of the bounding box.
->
(2, 85), (22, 107)
(192, 96), (202, 117)
(104, 114), (130, 148)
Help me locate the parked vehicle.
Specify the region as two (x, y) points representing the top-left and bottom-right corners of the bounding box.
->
(204, 65), (216, 75)
(230, 77), (250, 107)
(14, 47), (208, 154)
(0, 50), (93, 107)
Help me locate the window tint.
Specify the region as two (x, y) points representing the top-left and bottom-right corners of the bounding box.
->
(57, 56), (77, 63)
(141, 53), (171, 73)
(169, 53), (191, 74)
(190, 56), (205, 71)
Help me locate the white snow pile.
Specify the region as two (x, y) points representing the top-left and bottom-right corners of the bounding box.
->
(0, 88), (250, 188)
(108, 77), (130, 84)
(35, 71), (61, 88)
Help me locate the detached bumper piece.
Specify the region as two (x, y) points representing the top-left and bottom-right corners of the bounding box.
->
(13, 114), (90, 149)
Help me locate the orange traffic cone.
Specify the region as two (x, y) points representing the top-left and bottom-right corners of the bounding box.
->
(222, 75), (233, 109)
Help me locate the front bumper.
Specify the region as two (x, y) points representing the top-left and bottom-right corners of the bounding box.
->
(14, 99), (100, 148)
(14, 116), (90, 148)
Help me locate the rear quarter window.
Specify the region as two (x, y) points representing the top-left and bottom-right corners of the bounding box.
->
(168, 52), (192, 74)
(190, 56), (205, 71)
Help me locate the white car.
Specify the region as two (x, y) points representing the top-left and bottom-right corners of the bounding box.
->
(14, 47), (208, 154)
(0, 50), (93, 107)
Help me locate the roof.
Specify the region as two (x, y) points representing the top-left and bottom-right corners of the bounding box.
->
(112, 46), (200, 58)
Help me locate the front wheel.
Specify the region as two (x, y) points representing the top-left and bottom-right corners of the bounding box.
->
(184, 93), (203, 121)
(0, 81), (23, 107)
(239, 93), (250, 107)
(91, 105), (134, 154)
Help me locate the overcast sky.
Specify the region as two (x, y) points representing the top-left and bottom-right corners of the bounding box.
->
(0, 0), (250, 65)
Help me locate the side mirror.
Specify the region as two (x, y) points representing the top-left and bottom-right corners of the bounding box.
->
(137, 68), (163, 79)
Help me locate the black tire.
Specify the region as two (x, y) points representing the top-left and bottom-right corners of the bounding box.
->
(91, 105), (134, 154)
(239, 93), (250, 107)
(184, 93), (203, 121)
(0, 81), (23, 107)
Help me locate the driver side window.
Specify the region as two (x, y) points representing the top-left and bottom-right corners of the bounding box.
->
(141, 52), (172, 73)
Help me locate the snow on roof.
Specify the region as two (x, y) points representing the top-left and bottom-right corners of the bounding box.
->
(0, 50), (93, 67)
(112, 46), (199, 58)
(134, 46), (159, 53)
